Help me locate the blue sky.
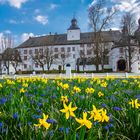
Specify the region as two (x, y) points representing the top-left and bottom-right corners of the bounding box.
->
(0, 0), (140, 46)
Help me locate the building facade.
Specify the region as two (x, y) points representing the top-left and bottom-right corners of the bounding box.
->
(15, 18), (140, 73)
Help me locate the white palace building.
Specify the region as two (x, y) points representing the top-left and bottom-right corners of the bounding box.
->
(15, 18), (140, 73)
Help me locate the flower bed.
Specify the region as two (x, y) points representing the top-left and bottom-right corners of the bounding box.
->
(0, 77), (140, 139)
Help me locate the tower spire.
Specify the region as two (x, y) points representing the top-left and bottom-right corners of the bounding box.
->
(67, 15), (80, 30)
(73, 12), (76, 19)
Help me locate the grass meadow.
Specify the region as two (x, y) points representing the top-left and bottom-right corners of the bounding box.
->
(0, 77), (140, 140)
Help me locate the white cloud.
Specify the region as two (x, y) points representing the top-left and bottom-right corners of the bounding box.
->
(35, 15), (48, 25)
(9, 19), (25, 24)
(21, 33), (34, 42)
(89, 0), (97, 6)
(112, 0), (140, 21)
(9, 19), (17, 24)
(34, 9), (40, 14)
(49, 3), (59, 10)
(110, 27), (120, 30)
(0, 0), (28, 8)
(4, 30), (12, 34)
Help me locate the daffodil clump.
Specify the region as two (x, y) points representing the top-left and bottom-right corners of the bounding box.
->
(0, 77), (140, 139)
(73, 86), (81, 93)
(89, 105), (109, 123)
(60, 96), (69, 104)
(85, 87), (95, 94)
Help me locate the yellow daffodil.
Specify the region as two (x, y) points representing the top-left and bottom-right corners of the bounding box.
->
(98, 92), (104, 97)
(0, 112), (2, 116)
(60, 96), (68, 103)
(0, 83), (2, 88)
(89, 105), (109, 122)
(6, 79), (15, 85)
(22, 83), (28, 88)
(62, 83), (69, 90)
(85, 87), (95, 94)
(129, 99), (140, 109)
(100, 109), (110, 122)
(19, 88), (26, 93)
(34, 113), (51, 129)
(75, 112), (92, 130)
(60, 102), (77, 119)
(122, 80), (128, 83)
(100, 82), (107, 87)
(73, 86), (81, 93)
(89, 105), (102, 121)
(42, 79), (48, 84)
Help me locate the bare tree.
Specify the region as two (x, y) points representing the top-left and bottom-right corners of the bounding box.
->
(31, 47), (55, 72)
(10, 49), (22, 73)
(99, 41), (110, 72)
(0, 33), (14, 74)
(44, 47), (55, 71)
(121, 12), (136, 35)
(118, 12), (137, 72)
(2, 48), (21, 74)
(57, 50), (70, 71)
(1, 33), (13, 52)
(31, 50), (46, 72)
(79, 45), (87, 71)
(88, 0), (117, 72)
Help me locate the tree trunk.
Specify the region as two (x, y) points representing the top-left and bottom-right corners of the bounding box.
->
(63, 65), (64, 71)
(14, 66), (17, 73)
(77, 59), (79, 72)
(101, 61), (104, 72)
(7, 61), (10, 75)
(41, 65), (45, 73)
(47, 66), (50, 71)
(95, 39), (99, 72)
(128, 44), (132, 72)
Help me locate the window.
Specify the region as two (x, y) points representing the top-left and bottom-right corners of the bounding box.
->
(35, 49), (38, 54)
(87, 44), (91, 47)
(24, 50), (27, 54)
(24, 56), (27, 60)
(54, 48), (58, 52)
(73, 54), (75, 58)
(39, 48), (43, 54)
(61, 47), (65, 52)
(67, 47), (71, 52)
(24, 64), (27, 69)
(87, 49), (92, 55)
(80, 50), (84, 55)
(120, 48), (124, 53)
(61, 54), (65, 58)
(18, 50), (21, 54)
(55, 54), (58, 58)
(72, 47), (75, 51)
(35, 63), (38, 68)
(29, 50), (32, 54)
(104, 56), (109, 64)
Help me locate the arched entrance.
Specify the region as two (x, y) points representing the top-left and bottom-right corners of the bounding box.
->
(117, 59), (126, 71)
